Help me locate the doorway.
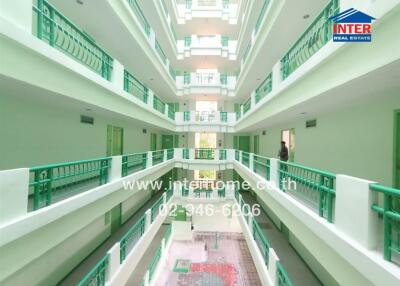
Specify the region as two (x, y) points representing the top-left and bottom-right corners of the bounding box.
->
(281, 129), (295, 162)
(162, 135), (174, 149)
(110, 204), (121, 234)
(254, 135), (260, 154)
(150, 133), (157, 151)
(106, 125), (124, 156)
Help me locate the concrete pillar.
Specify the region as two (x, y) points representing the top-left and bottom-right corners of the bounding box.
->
(147, 90), (154, 109)
(190, 110), (196, 122)
(173, 181), (182, 198)
(163, 192), (167, 206)
(0, 0), (32, 33)
(272, 61), (282, 91)
(248, 213), (254, 234)
(249, 153), (254, 170)
(111, 59), (124, 90)
(268, 248), (279, 285)
(250, 90), (256, 109)
(174, 148), (182, 160)
(146, 151), (153, 168)
(335, 175), (379, 249)
(145, 209), (152, 231)
(211, 188), (218, 199)
(110, 156), (122, 182)
(0, 168), (29, 225)
(143, 270), (150, 286)
(226, 149), (235, 161)
(189, 185), (195, 198)
(163, 149), (168, 162)
(165, 104), (169, 117)
(214, 149), (220, 161)
(269, 158), (280, 188)
(106, 242), (120, 281)
(225, 182), (235, 199)
(240, 105), (244, 117)
(239, 151), (243, 163)
(189, 148), (195, 160)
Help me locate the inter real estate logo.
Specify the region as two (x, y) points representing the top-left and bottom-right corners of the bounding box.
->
(329, 8), (375, 42)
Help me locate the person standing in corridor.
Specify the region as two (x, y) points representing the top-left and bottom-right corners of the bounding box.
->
(278, 141), (289, 162)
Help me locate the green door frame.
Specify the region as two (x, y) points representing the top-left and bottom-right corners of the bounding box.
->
(106, 125), (124, 156)
(281, 129), (295, 162)
(150, 133), (157, 151)
(239, 136), (250, 152)
(254, 135), (260, 154)
(394, 110), (400, 188)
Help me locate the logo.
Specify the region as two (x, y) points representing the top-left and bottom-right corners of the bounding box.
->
(329, 8), (375, 42)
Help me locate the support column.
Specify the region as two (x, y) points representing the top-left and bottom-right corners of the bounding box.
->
(147, 90), (154, 109)
(110, 156), (122, 182)
(189, 148), (195, 160)
(163, 192), (167, 205)
(111, 59), (124, 90)
(0, 168), (29, 225)
(163, 149), (168, 162)
(239, 151), (243, 163)
(214, 149), (219, 161)
(335, 175), (379, 249)
(146, 151), (153, 168)
(269, 158), (280, 188)
(106, 242), (120, 282)
(173, 181), (182, 198)
(145, 209), (152, 231)
(272, 61), (282, 91)
(165, 104), (169, 117)
(250, 91), (256, 109)
(249, 153), (254, 170)
(268, 248), (279, 285)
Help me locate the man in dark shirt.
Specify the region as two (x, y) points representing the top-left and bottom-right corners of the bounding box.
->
(279, 141), (289, 161)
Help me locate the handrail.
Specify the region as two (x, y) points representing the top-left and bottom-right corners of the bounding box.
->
(77, 253), (109, 286)
(124, 70), (148, 103)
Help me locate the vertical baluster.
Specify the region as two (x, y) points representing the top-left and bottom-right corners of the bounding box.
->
(49, 6), (55, 46)
(383, 193), (392, 261)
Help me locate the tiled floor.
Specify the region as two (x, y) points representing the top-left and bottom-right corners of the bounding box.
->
(156, 232), (262, 286)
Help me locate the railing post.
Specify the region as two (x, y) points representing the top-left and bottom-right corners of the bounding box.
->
(111, 59), (124, 90)
(163, 192), (167, 205)
(106, 242), (120, 282)
(163, 149), (168, 162)
(145, 209), (152, 231)
(248, 213), (254, 235)
(268, 158), (280, 188)
(147, 90), (154, 109)
(189, 148), (195, 160)
(272, 61), (282, 90)
(147, 151), (153, 168)
(214, 149), (219, 161)
(250, 91), (256, 109)
(190, 110), (196, 122)
(268, 249), (279, 284)
(335, 175), (379, 249)
(110, 156), (122, 182)
(249, 153), (254, 170)
(173, 181), (182, 198)
(239, 151), (243, 163)
(165, 104), (169, 117)
(0, 168), (29, 225)
(0, 0), (33, 33)
(225, 182), (235, 199)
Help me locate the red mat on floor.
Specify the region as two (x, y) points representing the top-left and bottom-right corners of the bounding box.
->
(190, 263), (237, 285)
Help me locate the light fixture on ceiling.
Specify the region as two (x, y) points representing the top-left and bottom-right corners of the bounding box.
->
(150, 78), (154, 81)
(303, 14), (310, 19)
(76, 0), (84, 5)
(300, 112), (307, 115)
(85, 108), (92, 112)
(256, 78), (261, 81)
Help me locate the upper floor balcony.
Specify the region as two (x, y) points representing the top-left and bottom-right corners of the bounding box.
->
(177, 34), (236, 59)
(174, 0), (239, 24)
(176, 70), (236, 96)
(175, 111), (235, 132)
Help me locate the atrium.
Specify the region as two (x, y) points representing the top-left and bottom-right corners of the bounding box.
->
(0, 0), (399, 285)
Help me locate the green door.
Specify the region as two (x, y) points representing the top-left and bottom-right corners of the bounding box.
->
(395, 111), (400, 188)
(110, 204), (121, 234)
(254, 135), (260, 154)
(107, 125), (124, 156)
(162, 135), (174, 149)
(150, 133), (157, 151)
(239, 136), (250, 152)
(233, 136), (238, 149)
(174, 135), (179, 148)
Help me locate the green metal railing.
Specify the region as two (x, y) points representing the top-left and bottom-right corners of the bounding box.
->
(124, 70), (148, 103)
(186, 0), (192, 9)
(168, 108), (175, 120)
(195, 148), (214, 160)
(220, 74), (228, 85)
(219, 149), (227, 160)
(242, 152), (250, 167)
(167, 149), (174, 160)
(280, 0), (339, 80)
(253, 155), (270, 180)
(276, 261), (294, 286)
(122, 153), (147, 177)
(184, 111), (190, 121)
(148, 245), (162, 282)
(279, 161), (336, 223)
(169, 65), (177, 80)
(183, 148), (189, 159)
(236, 110), (241, 120)
(194, 188), (213, 198)
(253, 219), (270, 266)
(255, 72), (272, 103)
(166, 188), (173, 202)
(33, 0), (113, 80)
(370, 183), (400, 263)
(155, 40), (167, 64)
(235, 150), (239, 161)
(120, 215), (146, 262)
(127, 0), (151, 36)
(255, 0), (271, 34)
(170, 24), (177, 42)
(184, 36), (192, 47)
(160, 0), (168, 16)
(29, 157), (111, 211)
(221, 36), (229, 47)
(153, 96), (166, 114)
(182, 187), (189, 197)
(151, 196), (164, 222)
(218, 188), (226, 198)
(220, 111), (227, 122)
(184, 72), (191, 84)
(77, 253), (109, 286)
(243, 97), (251, 114)
(152, 150), (164, 165)
(164, 223), (172, 241)
(234, 187), (239, 201)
